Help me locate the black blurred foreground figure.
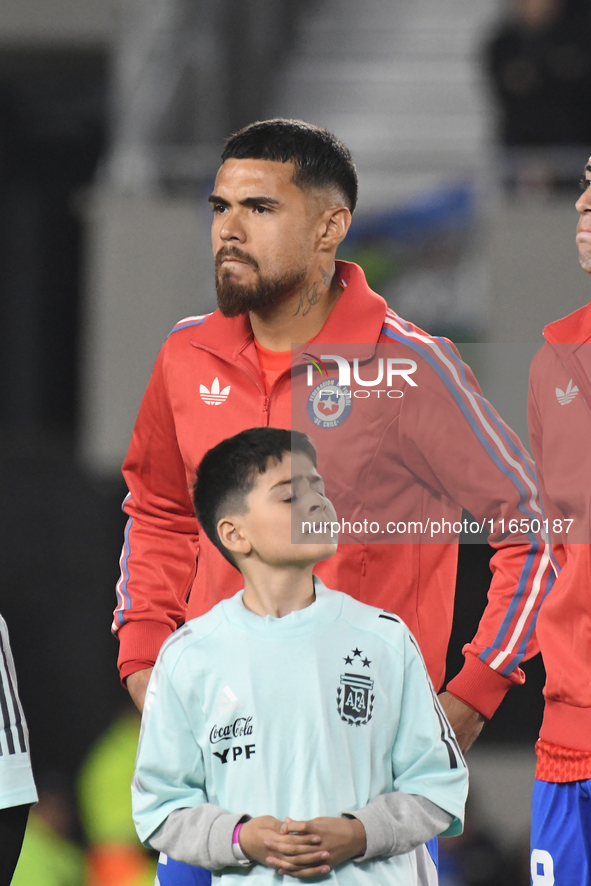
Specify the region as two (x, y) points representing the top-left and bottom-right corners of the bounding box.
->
(0, 805), (29, 886)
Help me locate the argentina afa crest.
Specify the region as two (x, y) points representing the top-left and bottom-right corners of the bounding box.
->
(337, 671), (374, 726)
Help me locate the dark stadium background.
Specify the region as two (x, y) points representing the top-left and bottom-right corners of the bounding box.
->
(2, 2), (590, 882)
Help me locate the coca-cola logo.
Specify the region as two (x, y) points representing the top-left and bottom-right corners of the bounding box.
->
(210, 716), (253, 744)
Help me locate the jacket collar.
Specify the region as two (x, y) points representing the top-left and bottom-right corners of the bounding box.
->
(544, 300), (591, 355)
(190, 261), (388, 361)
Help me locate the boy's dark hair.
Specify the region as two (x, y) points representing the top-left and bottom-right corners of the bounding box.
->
(194, 427), (317, 567)
(222, 118), (358, 213)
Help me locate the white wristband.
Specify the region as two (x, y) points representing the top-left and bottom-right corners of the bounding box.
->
(232, 822), (252, 866)
(232, 840), (250, 863)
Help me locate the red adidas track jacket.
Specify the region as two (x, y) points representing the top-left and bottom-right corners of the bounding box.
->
(114, 261), (553, 718)
(529, 301), (591, 751)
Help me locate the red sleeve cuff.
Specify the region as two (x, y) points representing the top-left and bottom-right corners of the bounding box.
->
(117, 621), (174, 686)
(446, 653), (525, 720)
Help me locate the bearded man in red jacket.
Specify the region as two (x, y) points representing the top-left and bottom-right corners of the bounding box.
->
(117, 118), (555, 885)
(527, 154), (591, 886)
(116, 119), (551, 749)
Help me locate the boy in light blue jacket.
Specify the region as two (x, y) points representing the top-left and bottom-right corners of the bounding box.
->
(132, 428), (467, 885)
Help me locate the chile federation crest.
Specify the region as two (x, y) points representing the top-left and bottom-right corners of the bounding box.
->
(307, 379), (352, 429)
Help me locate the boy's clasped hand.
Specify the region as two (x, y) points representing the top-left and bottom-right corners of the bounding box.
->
(239, 815), (367, 878)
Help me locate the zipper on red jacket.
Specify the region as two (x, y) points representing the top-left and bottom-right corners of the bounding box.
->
(263, 364), (294, 425)
(191, 339), (297, 424)
(190, 341), (266, 395)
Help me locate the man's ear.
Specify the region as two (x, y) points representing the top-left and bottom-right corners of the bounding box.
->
(317, 205), (352, 253)
(217, 517), (251, 557)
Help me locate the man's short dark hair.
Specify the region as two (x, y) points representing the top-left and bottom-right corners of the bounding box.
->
(194, 427), (317, 567)
(222, 119), (358, 213)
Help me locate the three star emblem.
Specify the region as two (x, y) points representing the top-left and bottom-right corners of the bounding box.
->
(343, 648), (371, 668)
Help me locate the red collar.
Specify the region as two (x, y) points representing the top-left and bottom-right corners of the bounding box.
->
(189, 261), (388, 360)
(544, 301), (591, 353)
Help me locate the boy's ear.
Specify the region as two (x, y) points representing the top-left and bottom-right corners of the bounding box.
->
(217, 517), (251, 557)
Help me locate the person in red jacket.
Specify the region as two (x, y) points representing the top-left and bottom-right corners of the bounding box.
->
(116, 119), (551, 749)
(527, 154), (591, 885)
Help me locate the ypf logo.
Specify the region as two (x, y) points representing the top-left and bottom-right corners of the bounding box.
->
(307, 379), (352, 429)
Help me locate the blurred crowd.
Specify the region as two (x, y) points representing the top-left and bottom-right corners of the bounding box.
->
(486, 0), (591, 190)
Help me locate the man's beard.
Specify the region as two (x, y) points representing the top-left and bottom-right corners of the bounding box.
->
(215, 248), (307, 317)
